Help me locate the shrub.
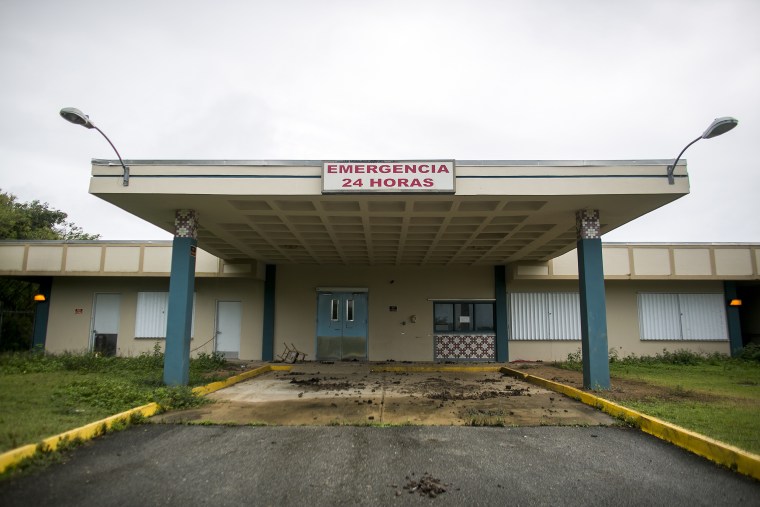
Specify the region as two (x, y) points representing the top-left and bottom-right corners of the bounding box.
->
(152, 386), (208, 411)
(56, 377), (153, 413)
(619, 349), (729, 366)
(554, 348), (582, 371)
(191, 351), (226, 371)
(737, 343), (760, 362)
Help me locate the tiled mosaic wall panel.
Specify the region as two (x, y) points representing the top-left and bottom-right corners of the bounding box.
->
(435, 334), (495, 361)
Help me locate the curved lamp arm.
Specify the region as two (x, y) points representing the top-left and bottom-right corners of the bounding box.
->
(91, 125), (129, 186)
(666, 117), (738, 185)
(59, 107), (130, 186)
(666, 135), (701, 185)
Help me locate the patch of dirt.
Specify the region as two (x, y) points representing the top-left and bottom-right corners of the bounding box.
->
(400, 473), (451, 498)
(155, 366), (616, 426)
(427, 386), (529, 401)
(289, 377), (354, 391)
(509, 364), (723, 403)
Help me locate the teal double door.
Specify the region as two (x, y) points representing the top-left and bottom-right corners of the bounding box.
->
(316, 292), (368, 361)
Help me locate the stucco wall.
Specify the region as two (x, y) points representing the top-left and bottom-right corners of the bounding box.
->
(42, 270), (733, 363)
(506, 278), (731, 361)
(275, 265), (494, 361)
(45, 277), (264, 359)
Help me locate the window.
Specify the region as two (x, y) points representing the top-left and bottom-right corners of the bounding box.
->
(434, 302), (494, 333)
(638, 293), (727, 341)
(135, 292), (195, 339)
(509, 292), (581, 341)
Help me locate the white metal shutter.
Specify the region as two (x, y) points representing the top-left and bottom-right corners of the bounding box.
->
(547, 293), (581, 340)
(638, 293), (681, 340)
(135, 292), (169, 338)
(509, 293), (581, 341)
(509, 293), (547, 340)
(680, 294), (728, 341)
(135, 292), (195, 339)
(638, 293), (727, 341)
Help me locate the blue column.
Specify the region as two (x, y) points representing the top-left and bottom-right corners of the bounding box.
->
(576, 210), (610, 390)
(31, 278), (52, 351)
(262, 264), (276, 361)
(494, 265), (508, 362)
(164, 210), (198, 386)
(724, 281), (743, 356)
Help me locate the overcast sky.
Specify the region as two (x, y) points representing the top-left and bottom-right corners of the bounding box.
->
(0, 0), (757, 243)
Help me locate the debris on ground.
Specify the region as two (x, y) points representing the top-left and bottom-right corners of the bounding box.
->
(426, 386), (529, 401)
(401, 472), (450, 498)
(289, 377), (353, 391)
(276, 342), (307, 363)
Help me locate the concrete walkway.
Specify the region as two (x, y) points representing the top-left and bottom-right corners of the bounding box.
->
(154, 362), (615, 426)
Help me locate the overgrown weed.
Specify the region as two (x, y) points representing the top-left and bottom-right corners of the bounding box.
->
(0, 349), (229, 455)
(555, 347), (736, 370)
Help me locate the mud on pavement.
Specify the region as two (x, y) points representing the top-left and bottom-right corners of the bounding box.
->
(153, 363), (615, 426)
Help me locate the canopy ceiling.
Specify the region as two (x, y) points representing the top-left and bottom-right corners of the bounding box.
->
(89, 160), (689, 266)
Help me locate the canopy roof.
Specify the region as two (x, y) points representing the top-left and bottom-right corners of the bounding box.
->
(89, 159), (689, 266)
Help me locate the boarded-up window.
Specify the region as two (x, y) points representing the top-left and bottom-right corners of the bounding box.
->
(509, 292), (581, 341)
(135, 292), (195, 339)
(637, 293), (727, 341)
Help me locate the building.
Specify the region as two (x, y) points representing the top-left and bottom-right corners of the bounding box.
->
(1, 160), (757, 386)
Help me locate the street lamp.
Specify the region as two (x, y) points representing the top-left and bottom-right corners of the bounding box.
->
(59, 107), (130, 186)
(667, 117), (738, 185)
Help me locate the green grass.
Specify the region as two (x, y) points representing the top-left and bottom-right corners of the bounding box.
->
(557, 348), (760, 454)
(609, 360), (760, 454)
(610, 360), (760, 400)
(622, 399), (760, 453)
(0, 348), (230, 453)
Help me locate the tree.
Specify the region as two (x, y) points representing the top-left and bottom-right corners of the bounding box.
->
(0, 190), (101, 350)
(0, 190), (100, 240)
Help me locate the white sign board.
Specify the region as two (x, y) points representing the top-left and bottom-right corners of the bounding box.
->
(322, 160), (455, 193)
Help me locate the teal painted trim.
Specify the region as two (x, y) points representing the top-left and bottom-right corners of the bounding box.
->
(31, 278), (52, 351)
(262, 264), (276, 361)
(92, 174), (683, 180)
(494, 265), (508, 362)
(577, 238), (611, 390)
(457, 175), (683, 179)
(163, 237), (197, 386)
(724, 281), (743, 356)
(92, 174), (320, 179)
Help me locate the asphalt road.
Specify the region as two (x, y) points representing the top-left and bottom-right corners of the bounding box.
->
(1, 425), (758, 506)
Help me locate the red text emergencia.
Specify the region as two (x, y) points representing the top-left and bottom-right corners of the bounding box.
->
(322, 160), (455, 193)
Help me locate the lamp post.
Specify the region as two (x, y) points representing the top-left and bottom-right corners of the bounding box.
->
(59, 108), (130, 186)
(667, 117), (738, 184)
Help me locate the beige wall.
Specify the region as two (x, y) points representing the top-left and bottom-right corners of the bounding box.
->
(41, 269), (733, 363)
(506, 279), (731, 361)
(0, 242), (261, 280)
(46, 277), (264, 359)
(524, 244), (760, 281)
(275, 265), (494, 361)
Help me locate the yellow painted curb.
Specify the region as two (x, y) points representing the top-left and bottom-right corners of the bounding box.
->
(501, 366), (760, 481)
(0, 363), (290, 475)
(0, 402), (159, 475)
(191, 363), (292, 396)
(371, 365), (503, 373)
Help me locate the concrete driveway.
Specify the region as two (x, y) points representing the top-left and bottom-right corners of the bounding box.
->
(154, 362), (614, 426)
